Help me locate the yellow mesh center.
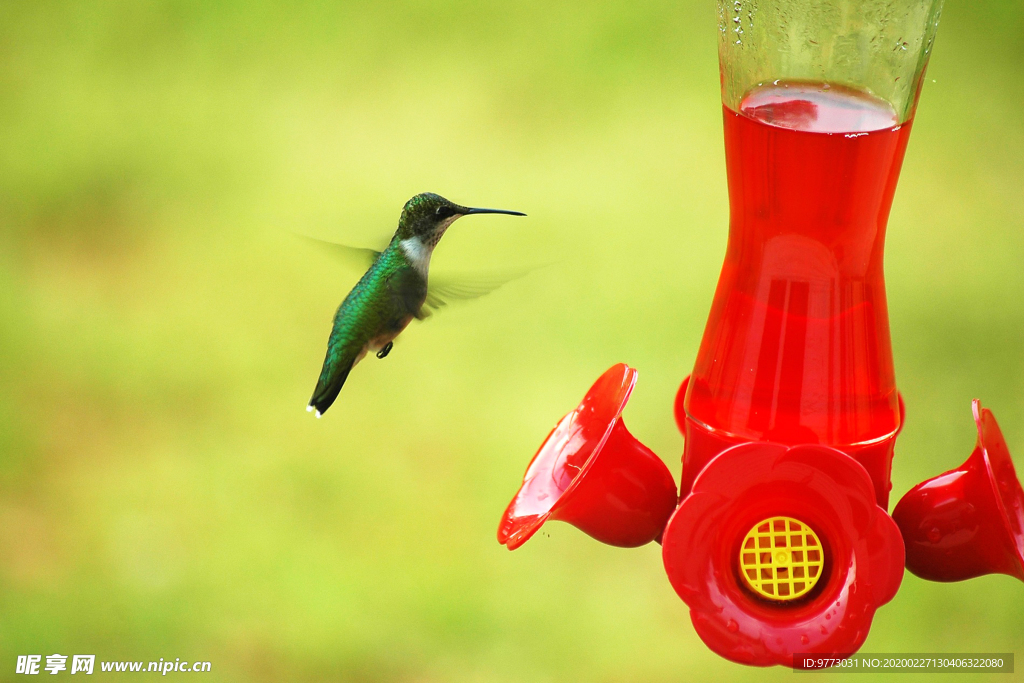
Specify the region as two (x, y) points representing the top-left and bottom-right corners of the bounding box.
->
(739, 516), (823, 601)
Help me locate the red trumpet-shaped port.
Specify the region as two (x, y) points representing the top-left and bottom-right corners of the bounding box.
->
(893, 400), (1024, 583)
(498, 363), (678, 550)
(662, 442), (904, 667)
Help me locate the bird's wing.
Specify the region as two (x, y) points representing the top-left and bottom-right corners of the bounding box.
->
(384, 264), (431, 321)
(293, 233), (384, 270)
(421, 266), (540, 315)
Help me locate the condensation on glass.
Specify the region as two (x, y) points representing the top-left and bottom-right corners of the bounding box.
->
(718, 0), (943, 123)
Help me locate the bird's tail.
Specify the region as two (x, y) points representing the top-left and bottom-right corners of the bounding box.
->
(307, 355), (356, 418)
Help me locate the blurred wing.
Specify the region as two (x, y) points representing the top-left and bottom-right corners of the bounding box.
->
(293, 233), (384, 270)
(422, 266), (540, 314)
(387, 265), (432, 321)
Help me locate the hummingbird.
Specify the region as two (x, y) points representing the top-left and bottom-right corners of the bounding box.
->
(306, 192), (526, 417)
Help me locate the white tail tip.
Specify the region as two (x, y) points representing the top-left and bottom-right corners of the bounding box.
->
(315, 410), (322, 419)
(306, 404), (314, 413)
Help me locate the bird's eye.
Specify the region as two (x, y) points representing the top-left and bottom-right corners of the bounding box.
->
(435, 206), (447, 217)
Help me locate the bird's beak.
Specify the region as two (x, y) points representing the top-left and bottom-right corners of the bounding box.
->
(463, 207), (527, 217)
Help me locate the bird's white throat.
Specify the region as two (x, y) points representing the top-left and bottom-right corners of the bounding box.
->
(400, 237), (433, 277)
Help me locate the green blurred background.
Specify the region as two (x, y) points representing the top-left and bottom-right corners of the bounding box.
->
(1, 1), (1023, 680)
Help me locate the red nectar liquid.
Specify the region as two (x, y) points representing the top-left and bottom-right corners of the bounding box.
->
(682, 83), (912, 500)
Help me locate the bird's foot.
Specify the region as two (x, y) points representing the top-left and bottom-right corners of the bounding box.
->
(376, 341), (393, 359)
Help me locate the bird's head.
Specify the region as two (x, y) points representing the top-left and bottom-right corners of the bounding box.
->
(395, 192), (525, 248)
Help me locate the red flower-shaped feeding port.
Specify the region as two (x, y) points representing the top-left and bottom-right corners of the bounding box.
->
(662, 442), (905, 667)
(498, 363), (678, 550)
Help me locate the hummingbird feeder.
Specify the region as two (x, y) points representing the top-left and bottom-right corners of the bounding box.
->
(499, 0), (1024, 668)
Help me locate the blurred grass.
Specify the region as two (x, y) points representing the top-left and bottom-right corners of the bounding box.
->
(1, 1), (1023, 681)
